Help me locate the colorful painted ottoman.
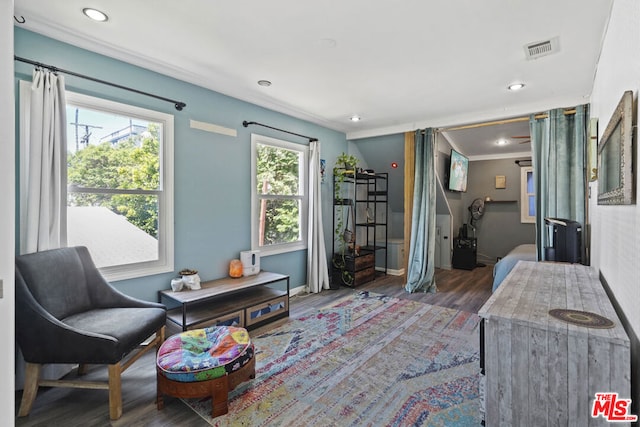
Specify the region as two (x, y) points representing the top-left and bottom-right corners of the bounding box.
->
(156, 326), (255, 417)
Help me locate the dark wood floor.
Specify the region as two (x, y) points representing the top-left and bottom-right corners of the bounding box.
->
(364, 265), (493, 313)
(15, 266), (493, 427)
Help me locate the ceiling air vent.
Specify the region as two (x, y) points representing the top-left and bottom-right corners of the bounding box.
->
(524, 37), (559, 60)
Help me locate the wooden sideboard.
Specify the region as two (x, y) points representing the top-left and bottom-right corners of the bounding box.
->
(479, 261), (631, 426)
(159, 271), (289, 334)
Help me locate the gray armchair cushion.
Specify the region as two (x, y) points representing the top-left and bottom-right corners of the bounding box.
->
(16, 246), (166, 364)
(17, 247), (94, 319)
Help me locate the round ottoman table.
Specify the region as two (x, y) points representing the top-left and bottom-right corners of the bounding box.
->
(156, 326), (255, 418)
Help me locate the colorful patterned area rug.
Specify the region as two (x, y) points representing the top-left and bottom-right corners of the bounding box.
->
(183, 291), (482, 426)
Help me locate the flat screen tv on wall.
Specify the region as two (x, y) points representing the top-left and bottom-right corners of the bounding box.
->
(448, 148), (469, 192)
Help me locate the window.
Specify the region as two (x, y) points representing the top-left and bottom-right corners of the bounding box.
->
(520, 166), (535, 223)
(251, 134), (308, 256)
(20, 82), (174, 281)
(64, 92), (175, 280)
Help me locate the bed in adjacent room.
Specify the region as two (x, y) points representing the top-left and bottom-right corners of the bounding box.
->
(492, 244), (537, 292)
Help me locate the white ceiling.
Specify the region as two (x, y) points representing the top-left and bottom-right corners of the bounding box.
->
(14, 0), (613, 158)
(441, 119), (532, 160)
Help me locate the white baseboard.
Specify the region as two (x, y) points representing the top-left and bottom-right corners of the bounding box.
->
(375, 267), (405, 276)
(289, 285), (308, 296)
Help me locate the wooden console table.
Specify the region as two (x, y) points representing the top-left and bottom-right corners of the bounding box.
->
(479, 261), (631, 426)
(159, 271), (289, 333)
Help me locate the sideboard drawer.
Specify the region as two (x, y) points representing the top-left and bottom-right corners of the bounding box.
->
(195, 310), (245, 328)
(245, 296), (288, 327)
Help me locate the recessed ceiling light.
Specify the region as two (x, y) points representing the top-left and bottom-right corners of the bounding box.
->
(496, 139), (509, 146)
(257, 80), (272, 87)
(82, 8), (108, 22)
(350, 115), (361, 122)
(508, 83), (526, 91)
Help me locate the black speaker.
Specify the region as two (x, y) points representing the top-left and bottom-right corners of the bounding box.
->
(544, 218), (582, 263)
(452, 238), (477, 270)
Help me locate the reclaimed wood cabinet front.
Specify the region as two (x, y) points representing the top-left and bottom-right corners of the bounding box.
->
(478, 261), (631, 426)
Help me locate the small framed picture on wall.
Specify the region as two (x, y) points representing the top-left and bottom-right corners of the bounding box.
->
(495, 175), (506, 189)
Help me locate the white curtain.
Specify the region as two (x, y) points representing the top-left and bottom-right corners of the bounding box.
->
(16, 69), (70, 390)
(306, 140), (330, 293)
(20, 69), (68, 254)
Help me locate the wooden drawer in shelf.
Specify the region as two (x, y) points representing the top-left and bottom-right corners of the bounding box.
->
(354, 266), (375, 284)
(351, 253), (374, 271)
(334, 252), (374, 272)
(245, 295), (288, 327)
(331, 265), (376, 287)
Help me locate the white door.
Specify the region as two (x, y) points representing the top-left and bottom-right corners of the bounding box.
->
(434, 226), (442, 268)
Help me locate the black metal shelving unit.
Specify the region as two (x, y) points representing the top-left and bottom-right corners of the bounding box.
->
(331, 171), (388, 287)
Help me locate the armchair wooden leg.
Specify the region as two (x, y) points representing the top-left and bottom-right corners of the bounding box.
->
(107, 363), (123, 420)
(77, 364), (88, 376)
(18, 363), (41, 417)
(158, 326), (166, 344)
(155, 327), (166, 411)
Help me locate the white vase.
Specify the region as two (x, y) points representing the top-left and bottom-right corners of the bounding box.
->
(182, 273), (201, 290)
(170, 278), (184, 292)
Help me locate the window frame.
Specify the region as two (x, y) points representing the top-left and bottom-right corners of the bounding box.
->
(520, 166), (535, 223)
(250, 133), (308, 256)
(20, 81), (174, 281)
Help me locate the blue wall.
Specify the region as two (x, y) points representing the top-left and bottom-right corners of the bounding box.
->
(14, 28), (347, 301)
(352, 133), (405, 213)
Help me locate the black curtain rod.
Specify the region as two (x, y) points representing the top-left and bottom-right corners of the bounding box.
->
(242, 121), (317, 142)
(14, 56), (186, 111)
(515, 159), (532, 166)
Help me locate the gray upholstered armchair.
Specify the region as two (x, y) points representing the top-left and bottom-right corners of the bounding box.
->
(15, 246), (167, 420)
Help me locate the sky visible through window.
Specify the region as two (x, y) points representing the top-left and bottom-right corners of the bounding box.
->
(66, 105), (151, 152)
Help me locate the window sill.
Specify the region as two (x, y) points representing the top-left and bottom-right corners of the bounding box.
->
(101, 262), (174, 282)
(256, 243), (307, 257)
